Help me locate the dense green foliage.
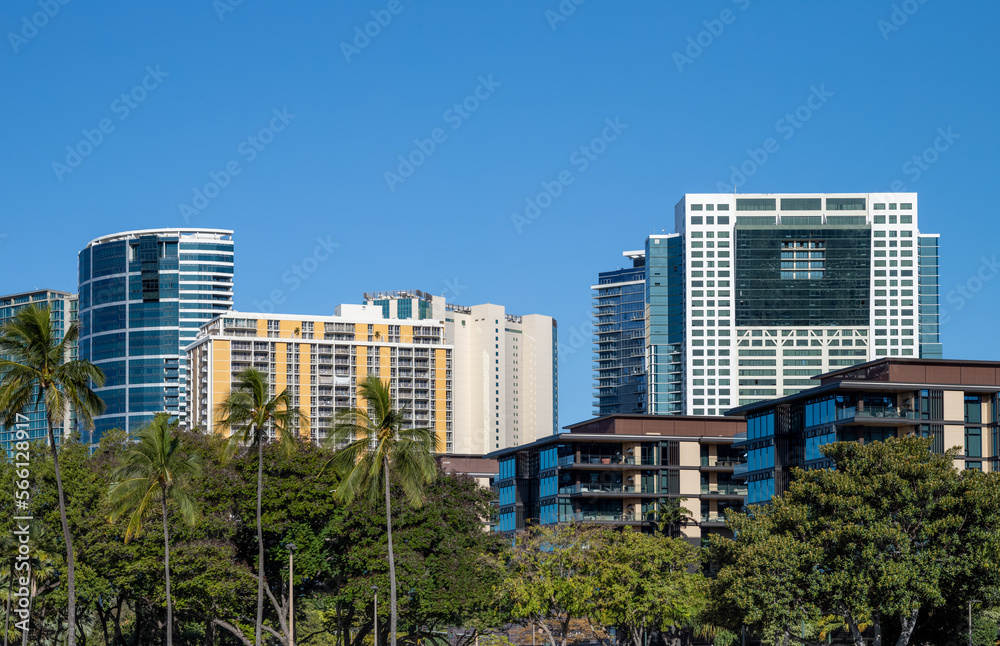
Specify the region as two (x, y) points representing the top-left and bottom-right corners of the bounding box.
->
(326, 374), (439, 646)
(0, 304), (106, 646)
(0, 430), (504, 646)
(499, 525), (712, 646)
(709, 436), (1000, 646)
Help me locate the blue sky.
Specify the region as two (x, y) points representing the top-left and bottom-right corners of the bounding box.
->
(2, 1), (998, 428)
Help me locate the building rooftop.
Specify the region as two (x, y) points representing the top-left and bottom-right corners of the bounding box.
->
(725, 357), (1000, 416)
(85, 228), (234, 247)
(487, 414), (745, 458)
(0, 289), (75, 302)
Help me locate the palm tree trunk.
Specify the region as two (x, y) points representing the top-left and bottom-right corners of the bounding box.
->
(384, 457), (397, 646)
(4, 556), (13, 646)
(162, 488), (173, 646)
(47, 416), (76, 646)
(256, 435), (265, 646)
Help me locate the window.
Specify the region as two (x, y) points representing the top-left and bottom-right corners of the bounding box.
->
(780, 197), (822, 210)
(966, 427), (982, 457)
(717, 204), (730, 210)
(874, 203), (886, 210)
(900, 202), (912, 209)
(691, 216), (703, 225)
(779, 240), (825, 279)
(691, 204), (703, 211)
(965, 395), (982, 423)
(736, 198), (776, 211)
(826, 197), (866, 211)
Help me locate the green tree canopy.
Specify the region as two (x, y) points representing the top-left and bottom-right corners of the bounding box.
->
(709, 436), (1000, 646)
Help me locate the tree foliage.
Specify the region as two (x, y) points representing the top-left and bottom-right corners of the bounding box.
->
(0, 426), (503, 646)
(709, 436), (1000, 646)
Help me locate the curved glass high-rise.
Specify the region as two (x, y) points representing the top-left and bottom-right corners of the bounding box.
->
(78, 228), (234, 439)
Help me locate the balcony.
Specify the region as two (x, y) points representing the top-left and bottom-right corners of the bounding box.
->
(700, 457), (745, 469)
(571, 511), (644, 523)
(853, 406), (918, 421)
(829, 405), (919, 427)
(568, 483), (625, 495)
(700, 484), (748, 496)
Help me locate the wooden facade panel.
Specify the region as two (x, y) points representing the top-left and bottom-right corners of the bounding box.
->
(565, 415), (745, 438)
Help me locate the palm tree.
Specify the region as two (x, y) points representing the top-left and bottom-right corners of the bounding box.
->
(218, 368), (305, 646)
(107, 413), (202, 646)
(325, 374), (439, 646)
(1, 535), (16, 646)
(0, 305), (105, 646)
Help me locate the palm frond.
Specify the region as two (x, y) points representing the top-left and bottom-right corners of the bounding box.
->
(325, 373), (436, 506)
(217, 369), (307, 459)
(107, 413), (202, 542)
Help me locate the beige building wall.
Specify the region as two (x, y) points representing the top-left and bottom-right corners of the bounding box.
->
(446, 304), (557, 453)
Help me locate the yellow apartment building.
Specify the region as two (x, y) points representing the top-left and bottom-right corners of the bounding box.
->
(186, 304), (453, 450)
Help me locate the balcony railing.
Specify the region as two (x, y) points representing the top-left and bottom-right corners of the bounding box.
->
(700, 457), (746, 468)
(571, 512), (644, 523)
(568, 483), (651, 495)
(853, 406), (919, 420)
(573, 455), (649, 466)
(570, 483), (624, 494)
(700, 484), (748, 496)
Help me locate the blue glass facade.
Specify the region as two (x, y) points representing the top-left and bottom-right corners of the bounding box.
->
(0, 290), (77, 453)
(78, 230), (234, 440)
(918, 236), (941, 359)
(645, 236), (685, 415)
(593, 258), (647, 416)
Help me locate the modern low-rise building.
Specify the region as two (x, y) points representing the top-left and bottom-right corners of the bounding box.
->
(186, 305), (453, 449)
(435, 454), (498, 489)
(727, 358), (1000, 506)
(594, 193), (942, 418)
(0, 289), (78, 451)
(489, 414), (746, 544)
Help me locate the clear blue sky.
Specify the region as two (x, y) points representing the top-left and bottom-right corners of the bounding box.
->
(2, 1), (998, 428)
